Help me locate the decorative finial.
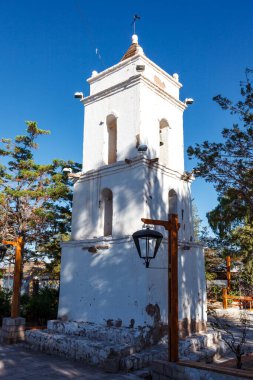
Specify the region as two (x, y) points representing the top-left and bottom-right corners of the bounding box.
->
(132, 14), (141, 35)
(132, 34), (138, 44)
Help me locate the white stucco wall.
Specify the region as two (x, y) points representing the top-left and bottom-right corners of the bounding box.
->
(59, 158), (206, 327)
(71, 159), (145, 240)
(58, 237), (206, 327)
(82, 53), (186, 173)
(71, 158), (194, 241)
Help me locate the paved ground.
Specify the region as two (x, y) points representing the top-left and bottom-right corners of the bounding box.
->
(0, 343), (141, 380)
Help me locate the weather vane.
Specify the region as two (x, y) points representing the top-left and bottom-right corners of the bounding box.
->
(132, 14), (141, 35)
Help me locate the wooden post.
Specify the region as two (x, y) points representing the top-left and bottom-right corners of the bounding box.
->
(223, 288), (228, 309)
(168, 214), (179, 362)
(226, 256), (231, 291)
(141, 214), (180, 362)
(3, 237), (24, 318)
(11, 237), (23, 318)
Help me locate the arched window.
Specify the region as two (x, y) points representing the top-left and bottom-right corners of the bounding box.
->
(159, 119), (169, 165)
(101, 188), (113, 236)
(106, 114), (117, 164)
(168, 189), (177, 215)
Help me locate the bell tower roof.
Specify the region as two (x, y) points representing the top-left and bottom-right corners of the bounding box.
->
(121, 34), (144, 61)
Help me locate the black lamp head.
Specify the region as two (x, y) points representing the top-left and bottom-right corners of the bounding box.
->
(132, 227), (163, 268)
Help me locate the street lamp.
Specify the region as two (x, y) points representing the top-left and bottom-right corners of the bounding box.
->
(0, 237), (24, 318)
(132, 227), (163, 268)
(132, 214), (180, 362)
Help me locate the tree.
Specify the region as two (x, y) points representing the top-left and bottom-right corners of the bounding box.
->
(188, 69), (253, 261)
(0, 121), (81, 274)
(209, 310), (250, 369)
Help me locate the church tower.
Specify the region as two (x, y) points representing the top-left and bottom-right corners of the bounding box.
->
(58, 35), (207, 337)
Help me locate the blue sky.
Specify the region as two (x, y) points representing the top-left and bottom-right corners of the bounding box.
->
(0, 0), (252, 227)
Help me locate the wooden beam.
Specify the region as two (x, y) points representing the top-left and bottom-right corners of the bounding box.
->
(226, 295), (253, 301)
(141, 217), (168, 229)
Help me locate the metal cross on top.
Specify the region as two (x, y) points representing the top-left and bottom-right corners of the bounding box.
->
(132, 14), (141, 35)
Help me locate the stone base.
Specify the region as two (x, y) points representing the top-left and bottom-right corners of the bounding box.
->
(1, 317), (26, 344)
(25, 321), (223, 372)
(179, 318), (207, 338)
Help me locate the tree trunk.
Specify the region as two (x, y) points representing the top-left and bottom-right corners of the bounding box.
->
(236, 355), (242, 369)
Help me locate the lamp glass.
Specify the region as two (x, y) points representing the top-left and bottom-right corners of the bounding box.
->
(132, 228), (163, 268)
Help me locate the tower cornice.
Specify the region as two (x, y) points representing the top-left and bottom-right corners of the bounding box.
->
(87, 54), (182, 89)
(83, 74), (186, 111)
(77, 156), (186, 184)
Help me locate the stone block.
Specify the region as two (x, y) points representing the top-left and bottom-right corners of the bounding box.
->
(15, 317), (25, 325)
(2, 317), (16, 326)
(104, 357), (120, 373)
(2, 317), (25, 327)
(2, 324), (25, 333)
(152, 360), (165, 374)
(2, 329), (25, 340)
(47, 320), (58, 330)
(1, 317), (26, 344)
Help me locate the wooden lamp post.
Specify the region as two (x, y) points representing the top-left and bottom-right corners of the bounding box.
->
(0, 237), (24, 318)
(132, 214), (180, 362)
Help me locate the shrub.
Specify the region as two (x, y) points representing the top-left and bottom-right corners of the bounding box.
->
(0, 288), (11, 325)
(207, 285), (223, 302)
(25, 287), (59, 325)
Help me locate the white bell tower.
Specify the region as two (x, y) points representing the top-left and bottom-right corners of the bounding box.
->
(59, 35), (207, 337)
(82, 35), (184, 174)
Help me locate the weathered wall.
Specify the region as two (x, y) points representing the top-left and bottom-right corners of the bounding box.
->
(58, 236), (206, 331)
(59, 159), (207, 332)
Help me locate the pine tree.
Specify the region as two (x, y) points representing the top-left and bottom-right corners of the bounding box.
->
(0, 121), (81, 275)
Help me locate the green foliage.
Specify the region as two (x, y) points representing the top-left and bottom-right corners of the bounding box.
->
(0, 121), (81, 271)
(0, 288), (11, 324)
(207, 285), (223, 302)
(22, 288), (59, 325)
(234, 257), (253, 296)
(206, 272), (217, 281)
(205, 247), (224, 277)
(188, 69), (253, 261)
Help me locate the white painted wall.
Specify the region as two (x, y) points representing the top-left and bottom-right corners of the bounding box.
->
(59, 237), (206, 327)
(71, 158), (194, 241)
(82, 53), (185, 173)
(60, 158), (206, 326)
